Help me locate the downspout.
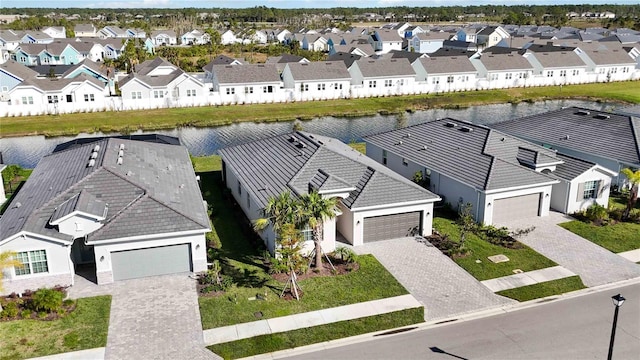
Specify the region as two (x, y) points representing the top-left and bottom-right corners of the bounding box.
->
(565, 179), (571, 214)
(476, 189), (481, 222)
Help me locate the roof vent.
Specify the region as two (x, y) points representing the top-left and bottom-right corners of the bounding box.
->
(88, 159), (96, 167)
(594, 114), (610, 119)
(90, 151), (98, 159)
(444, 122), (457, 128)
(296, 142), (307, 149)
(117, 157), (123, 165)
(15, 202), (21, 208)
(576, 110), (590, 115)
(119, 143), (125, 150)
(459, 126), (473, 132)
(126, 171), (133, 176)
(563, 135), (570, 140)
(420, 145), (428, 151)
(118, 150), (124, 157)
(396, 140), (403, 145)
(403, 133), (411, 138)
(93, 144), (100, 152)
(501, 137), (506, 142)
(288, 135), (298, 143)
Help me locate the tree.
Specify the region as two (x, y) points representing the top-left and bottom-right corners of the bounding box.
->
(0, 251), (22, 312)
(621, 168), (640, 220)
(298, 191), (337, 269)
(457, 202), (476, 248)
(278, 223), (305, 300)
(253, 190), (299, 236)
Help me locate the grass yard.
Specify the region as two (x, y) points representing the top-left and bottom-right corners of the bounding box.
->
(559, 221), (640, 253)
(208, 307), (424, 360)
(198, 171), (410, 329)
(2, 81), (638, 138)
(0, 296), (111, 360)
(496, 276), (586, 302)
(432, 216), (557, 281)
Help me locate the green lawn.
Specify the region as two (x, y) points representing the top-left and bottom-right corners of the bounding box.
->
(559, 220), (640, 253)
(3, 81), (638, 138)
(497, 276), (586, 302)
(0, 296), (111, 360)
(198, 171), (410, 329)
(433, 216), (557, 281)
(208, 307), (424, 360)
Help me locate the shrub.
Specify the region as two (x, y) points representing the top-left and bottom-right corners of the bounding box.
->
(609, 208), (624, 221)
(1, 301), (19, 318)
(21, 309), (32, 319)
(333, 247), (358, 263)
(629, 209), (640, 224)
(585, 204), (609, 224)
(63, 299), (75, 307)
(29, 288), (64, 313)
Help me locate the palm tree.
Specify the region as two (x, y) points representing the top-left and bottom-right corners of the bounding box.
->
(0, 251), (22, 311)
(621, 168), (640, 220)
(253, 191), (300, 238)
(299, 191), (337, 268)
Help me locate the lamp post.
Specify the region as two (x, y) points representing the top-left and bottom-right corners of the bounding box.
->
(607, 293), (625, 360)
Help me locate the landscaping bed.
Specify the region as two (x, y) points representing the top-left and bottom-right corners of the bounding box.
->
(0, 295), (111, 359)
(1, 287), (74, 321)
(496, 276), (586, 302)
(207, 307), (424, 360)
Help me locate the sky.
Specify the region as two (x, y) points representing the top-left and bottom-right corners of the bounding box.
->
(1, 0), (637, 9)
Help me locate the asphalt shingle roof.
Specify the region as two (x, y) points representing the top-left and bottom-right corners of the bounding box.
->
(550, 153), (598, 181)
(491, 107), (640, 166)
(418, 56), (476, 74)
(212, 64), (281, 84)
(285, 61), (351, 81)
(0, 60), (38, 81)
(354, 58), (415, 77)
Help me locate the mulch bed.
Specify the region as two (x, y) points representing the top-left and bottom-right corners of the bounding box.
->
(271, 258), (359, 283)
(0, 286), (75, 322)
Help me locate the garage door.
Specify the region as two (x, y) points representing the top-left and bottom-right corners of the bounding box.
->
(363, 211), (421, 242)
(493, 193), (541, 224)
(111, 244), (192, 281)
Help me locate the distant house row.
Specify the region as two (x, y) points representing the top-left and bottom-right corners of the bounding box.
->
(1, 42), (639, 117)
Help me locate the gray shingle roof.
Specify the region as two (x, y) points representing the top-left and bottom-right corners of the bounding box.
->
(218, 132), (438, 211)
(18, 73), (105, 91)
(0, 60), (38, 81)
(284, 61), (351, 81)
(491, 107), (640, 166)
(581, 48), (635, 65)
(527, 51), (587, 68)
(0, 136), (209, 244)
(50, 190), (106, 223)
(354, 58), (415, 77)
(212, 64), (280, 84)
(477, 52), (534, 71)
(550, 153), (598, 181)
(364, 119), (558, 191)
(418, 56), (476, 74)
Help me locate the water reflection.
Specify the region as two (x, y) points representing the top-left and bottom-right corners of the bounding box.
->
(0, 99), (615, 168)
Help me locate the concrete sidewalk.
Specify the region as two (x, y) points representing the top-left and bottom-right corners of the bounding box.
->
(619, 249), (640, 263)
(203, 294), (422, 346)
(29, 348), (105, 360)
(481, 266), (577, 292)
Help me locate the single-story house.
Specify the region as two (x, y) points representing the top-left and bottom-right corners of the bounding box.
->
(0, 135), (210, 295)
(281, 61), (351, 101)
(210, 63), (284, 104)
(218, 131), (440, 253)
(348, 58), (417, 97)
(364, 118), (564, 225)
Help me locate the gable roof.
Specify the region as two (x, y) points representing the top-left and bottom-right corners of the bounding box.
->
(475, 51), (534, 71)
(212, 64), (281, 84)
(0, 136), (209, 244)
(17, 73), (105, 92)
(525, 50), (587, 68)
(491, 107), (640, 166)
(581, 48), (635, 65)
(354, 58), (415, 77)
(364, 118), (558, 192)
(284, 61), (350, 81)
(202, 55), (244, 72)
(418, 56), (476, 74)
(0, 60), (38, 81)
(219, 132), (439, 211)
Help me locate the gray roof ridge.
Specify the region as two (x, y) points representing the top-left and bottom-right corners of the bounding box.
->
(345, 166), (376, 208)
(286, 148), (323, 196)
(556, 152), (595, 166)
(87, 192), (148, 241)
(483, 154), (497, 190)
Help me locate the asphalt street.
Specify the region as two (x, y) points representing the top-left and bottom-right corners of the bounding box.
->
(281, 283), (640, 360)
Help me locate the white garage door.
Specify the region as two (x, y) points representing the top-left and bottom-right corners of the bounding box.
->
(493, 193), (541, 224)
(363, 211), (421, 242)
(111, 244), (192, 281)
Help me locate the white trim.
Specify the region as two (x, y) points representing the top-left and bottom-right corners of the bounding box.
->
(484, 180), (559, 194)
(0, 231), (72, 247)
(351, 197), (440, 212)
(49, 210), (106, 225)
(85, 228), (208, 245)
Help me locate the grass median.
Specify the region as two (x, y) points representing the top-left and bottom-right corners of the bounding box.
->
(2, 81), (638, 138)
(496, 276), (586, 302)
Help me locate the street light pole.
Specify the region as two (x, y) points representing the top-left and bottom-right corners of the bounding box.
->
(607, 293), (625, 360)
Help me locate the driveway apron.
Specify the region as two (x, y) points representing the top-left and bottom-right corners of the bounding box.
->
(497, 212), (640, 287)
(355, 238), (514, 321)
(104, 274), (218, 360)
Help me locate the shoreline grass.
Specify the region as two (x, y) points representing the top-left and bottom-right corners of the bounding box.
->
(2, 81), (638, 138)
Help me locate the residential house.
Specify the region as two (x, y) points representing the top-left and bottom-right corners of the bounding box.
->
(181, 29), (210, 45)
(476, 26), (511, 49)
(265, 54), (309, 73)
(126, 28), (146, 39)
(210, 63), (284, 104)
(410, 32), (452, 53)
(348, 58), (416, 97)
(150, 30), (178, 46)
(202, 55), (245, 85)
(281, 61), (351, 101)
(403, 25), (426, 39)
(491, 107), (640, 191)
(370, 29), (403, 54)
(19, 31), (54, 44)
(218, 131), (439, 252)
(412, 56), (477, 93)
(471, 49), (535, 89)
(220, 30), (237, 45)
(99, 26), (128, 39)
(0, 60), (38, 95)
(456, 27), (479, 43)
(0, 30), (21, 53)
(119, 57), (208, 110)
(364, 119), (562, 225)
(302, 34), (328, 52)
(62, 59), (115, 94)
(523, 46), (589, 86)
(74, 24), (98, 38)
(0, 135), (210, 295)
(42, 26), (66, 39)
(576, 47), (638, 82)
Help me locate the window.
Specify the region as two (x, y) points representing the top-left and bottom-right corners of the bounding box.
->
(583, 181), (599, 199)
(301, 84), (309, 92)
(398, 79), (405, 86)
(20, 56), (26, 62)
(47, 95), (58, 104)
(610, 68), (617, 74)
(384, 79), (393, 87)
(598, 68), (605, 74)
(263, 85), (273, 93)
(333, 83), (343, 90)
(505, 73), (512, 80)
(14, 250), (48, 276)
(382, 149), (388, 165)
(446, 76), (454, 83)
(22, 96), (33, 104)
(301, 227), (313, 242)
(244, 86), (253, 94)
(84, 94), (95, 102)
(317, 83), (325, 91)
(43, 57), (50, 63)
(225, 88), (235, 95)
(132, 91), (141, 99)
(402, 158), (408, 166)
(572, 69), (579, 76)
(490, 74), (498, 81)
(431, 77), (440, 84)
(187, 89), (196, 97)
(560, 70), (567, 77)
(237, 181), (242, 195)
(622, 67), (628, 73)
(1, 86), (8, 92)
(66, 94), (73, 102)
(546, 71), (554, 77)
(153, 90), (164, 98)
(246, 195), (250, 210)
(368, 80), (377, 88)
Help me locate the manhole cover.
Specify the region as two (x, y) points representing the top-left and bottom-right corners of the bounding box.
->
(488, 254), (509, 263)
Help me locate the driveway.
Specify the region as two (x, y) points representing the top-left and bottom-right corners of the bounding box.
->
(355, 238), (514, 321)
(497, 212), (640, 287)
(102, 274), (218, 360)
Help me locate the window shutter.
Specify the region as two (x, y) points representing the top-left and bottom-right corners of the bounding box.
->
(576, 182), (584, 201)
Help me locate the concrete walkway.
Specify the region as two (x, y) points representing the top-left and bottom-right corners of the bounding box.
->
(619, 249), (640, 263)
(203, 294), (421, 346)
(30, 348), (105, 360)
(354, 237), (514, 321)
(498, 212), (640, 287)
(481, 266), (576, 292)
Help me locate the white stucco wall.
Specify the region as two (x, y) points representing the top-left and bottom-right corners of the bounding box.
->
(55, 213), (104, 239)
(564, 168), (614, 214)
